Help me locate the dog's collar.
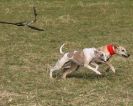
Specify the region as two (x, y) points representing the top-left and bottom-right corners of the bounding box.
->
(107, 44), (116, 56)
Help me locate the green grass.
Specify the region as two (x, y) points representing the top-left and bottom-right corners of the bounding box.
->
(0, 0), (133, 106)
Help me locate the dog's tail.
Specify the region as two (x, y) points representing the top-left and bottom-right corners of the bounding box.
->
(60, 43), (65, 54)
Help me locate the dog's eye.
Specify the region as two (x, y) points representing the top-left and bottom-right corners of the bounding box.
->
(122, 50), (125, 52)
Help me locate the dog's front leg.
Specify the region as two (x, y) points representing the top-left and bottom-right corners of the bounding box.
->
(90, 62), (99, 70)
(84, 64), (101, 75)
(105, 61), (115, 73)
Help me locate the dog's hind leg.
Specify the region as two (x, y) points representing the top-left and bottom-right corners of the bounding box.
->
(62, 63), (78, 79)
(75, 65), (80, 71)
(50, 65), (61, 79)
(50, 54), (70, 79)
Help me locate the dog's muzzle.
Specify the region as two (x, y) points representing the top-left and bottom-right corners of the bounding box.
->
(122, 54), (130, 58)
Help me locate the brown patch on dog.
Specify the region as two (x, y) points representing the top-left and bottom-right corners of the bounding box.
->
(67, 52), (74, 58)
(67, 51), (84, 65)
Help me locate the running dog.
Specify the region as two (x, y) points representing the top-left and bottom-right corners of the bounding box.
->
(60, 44), (130, 75)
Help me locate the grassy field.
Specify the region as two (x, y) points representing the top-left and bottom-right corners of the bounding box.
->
(0, 0), (133, 106)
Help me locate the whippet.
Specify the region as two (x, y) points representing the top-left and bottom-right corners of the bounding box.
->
(64, 44), (130, 74)
(50, 44), (108, 79)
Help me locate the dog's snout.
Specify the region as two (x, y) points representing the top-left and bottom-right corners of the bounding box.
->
(123, 53), (130, 58)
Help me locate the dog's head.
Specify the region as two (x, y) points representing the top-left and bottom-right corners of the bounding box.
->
(94, 50), (108, 62)
(115, 45), (130, 58)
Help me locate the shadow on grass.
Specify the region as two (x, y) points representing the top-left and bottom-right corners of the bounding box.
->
(52, 68), (116, 80)
(67, 72), (107, 80)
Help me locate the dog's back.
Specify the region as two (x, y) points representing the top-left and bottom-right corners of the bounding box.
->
(67, 51), (84, 65)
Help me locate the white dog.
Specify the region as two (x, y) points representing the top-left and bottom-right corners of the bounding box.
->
(50, 44), (108, 79)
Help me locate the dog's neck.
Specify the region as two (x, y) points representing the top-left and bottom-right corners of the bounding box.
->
(107, 44), (116, 56)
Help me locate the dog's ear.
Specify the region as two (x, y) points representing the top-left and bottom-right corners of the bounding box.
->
(113, 44), (119, 49)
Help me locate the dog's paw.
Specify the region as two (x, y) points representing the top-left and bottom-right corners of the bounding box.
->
(98, 73), (102, 75)
(62, 75), (67, 79)
(111, 67), (115, 73)
(49, 72), (54, 79)
(96, 71), (102, 75)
